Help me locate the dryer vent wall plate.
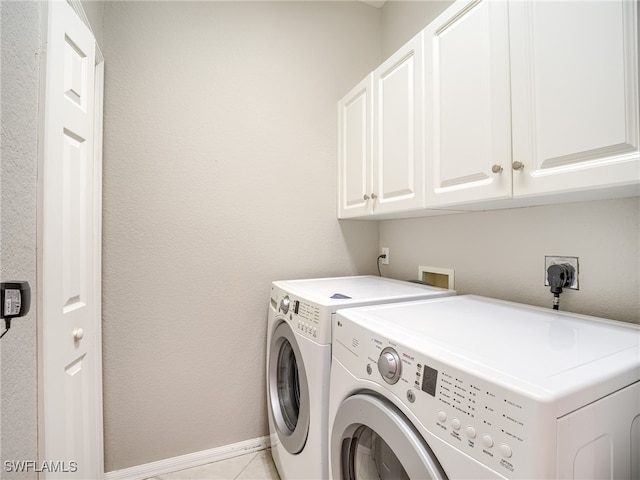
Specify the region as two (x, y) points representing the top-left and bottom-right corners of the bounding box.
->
(418, 266), (454, 290)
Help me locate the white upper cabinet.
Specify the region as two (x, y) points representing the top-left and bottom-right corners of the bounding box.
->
(509, 0), (639, 200)
(425, 0), (639, 209)
(372, 32), (425, 216)
(424, 0), (512, 207)
(338, 74), (373, 219)
(339, 33), (429, 219)
(339, 0), (639, 218)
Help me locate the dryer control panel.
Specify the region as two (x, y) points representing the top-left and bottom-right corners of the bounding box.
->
(270, 285), (331, 345)
(333, 315), (557, 479)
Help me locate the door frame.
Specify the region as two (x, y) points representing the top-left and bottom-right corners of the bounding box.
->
(36, 0), (104, 476)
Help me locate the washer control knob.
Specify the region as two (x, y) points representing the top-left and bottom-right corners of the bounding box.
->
(280, 296), (290, 314)
(378, 347), (401, 384)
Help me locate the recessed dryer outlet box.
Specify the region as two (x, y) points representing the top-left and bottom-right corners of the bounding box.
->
(545, 256), (579, 290)
(418, 266), (455, 290)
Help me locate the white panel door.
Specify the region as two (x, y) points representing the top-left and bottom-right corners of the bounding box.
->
(424, 0), (512, 207)
(40, 1), (103, 478)
(509, 0), (639, 198)
(338, 74), (373, 219)
(372, 32), (425, 215)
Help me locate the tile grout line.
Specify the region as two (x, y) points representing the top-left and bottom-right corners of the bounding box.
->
(233, 452), (259, 480)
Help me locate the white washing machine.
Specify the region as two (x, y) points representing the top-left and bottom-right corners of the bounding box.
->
(329, 295), (640, 480)
(266, 276), (455, 480)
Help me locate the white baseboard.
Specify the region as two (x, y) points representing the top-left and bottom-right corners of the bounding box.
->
(104, 436), (271, 480)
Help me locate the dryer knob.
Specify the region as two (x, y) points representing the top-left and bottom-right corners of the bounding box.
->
(378, 348), (401, 384)
(280, 296), (290, 314)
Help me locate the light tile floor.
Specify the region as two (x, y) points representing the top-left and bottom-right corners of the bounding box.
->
(147, 449), (280, 480)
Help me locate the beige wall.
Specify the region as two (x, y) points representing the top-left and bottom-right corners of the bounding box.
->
(379, 198), (640, 323)
(0, 1), (41, 477)
(381, 0), (452, 59)
(101, 1), (381, 471)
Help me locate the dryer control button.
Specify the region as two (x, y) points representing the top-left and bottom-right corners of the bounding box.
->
(451, 418), (461, 430)
(482, 434), (494, 448)
(466, 426), (477, 439)
(437, 411), (447, 423)
(499, 444), (512, 458)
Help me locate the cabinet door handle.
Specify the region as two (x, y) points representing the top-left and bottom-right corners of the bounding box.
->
(371, 193), (378, 200)
(363, 194), (370, 201)
(512, 161), (525, 171)
(491, 164), (503, 174)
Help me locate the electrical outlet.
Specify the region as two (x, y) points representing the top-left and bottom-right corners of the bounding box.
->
(545, 256), (579, 290)
(381, 247), (389, 265)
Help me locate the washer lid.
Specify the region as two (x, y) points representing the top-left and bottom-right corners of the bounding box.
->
(337, 295), (640, 414)
(273, 276), (452, 308)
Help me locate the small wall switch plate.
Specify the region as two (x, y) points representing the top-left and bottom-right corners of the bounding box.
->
(418, 266), (455, 290)
(381, 247), (389, 265)
(545, 256), (579, 290)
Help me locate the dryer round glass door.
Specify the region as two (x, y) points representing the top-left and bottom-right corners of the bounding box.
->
(268, 321), (310, 454)
(331, 394), (447, 480)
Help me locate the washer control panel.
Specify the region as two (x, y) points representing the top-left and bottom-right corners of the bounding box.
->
(415, 359), (527, 474)
(333, 316), (554, 479)
(270, 286), (331, 345)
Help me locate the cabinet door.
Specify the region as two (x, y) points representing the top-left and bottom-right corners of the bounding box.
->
(338, 74), (373, 219)
(424, 0), (512, 208)
(372, 32), (425, 215)
(509, 0), (640, 198)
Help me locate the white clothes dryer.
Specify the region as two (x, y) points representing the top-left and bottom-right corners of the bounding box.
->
(266, 276), (455, 480)
(329, 295), (640, 480)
